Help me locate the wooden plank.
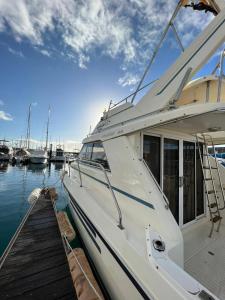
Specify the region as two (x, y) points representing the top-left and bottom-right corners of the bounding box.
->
(0, 195), (77, 300)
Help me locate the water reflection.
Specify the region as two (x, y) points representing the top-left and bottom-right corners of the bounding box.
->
(0, 162), (68, 256)
(53, 162), (64, 171)
(28, 163), (47, 173)
(0, 162), (9, 173)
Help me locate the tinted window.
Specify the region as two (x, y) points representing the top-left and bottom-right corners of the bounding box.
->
(91, 142), (109, 169)
(164, 138), (179, 224)
(79, 145), (87, 160)
(79, 143), (93, 160)
(143, 135), (160, 184)
(79, 142), (109, 170)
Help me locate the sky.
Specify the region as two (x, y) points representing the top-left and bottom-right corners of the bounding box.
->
(0, 0), (223, 150)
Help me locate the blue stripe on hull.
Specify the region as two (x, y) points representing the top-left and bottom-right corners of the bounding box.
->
(65, 186), (151, 300)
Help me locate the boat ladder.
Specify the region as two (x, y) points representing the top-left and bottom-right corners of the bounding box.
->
(196, 134), (225, 237)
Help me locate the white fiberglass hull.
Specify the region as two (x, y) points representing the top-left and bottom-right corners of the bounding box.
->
(63, 157), (218, 300)
(67, 194), (144, 300)
(30, 156), (47, 164)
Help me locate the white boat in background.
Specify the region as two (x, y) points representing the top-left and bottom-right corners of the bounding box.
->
(63, 1), (225, 300)
(13, 148), (30, 164)
(65, 155), (76, 163)
(50, 146), (77, 163)
(27, 106), (50, 164)
(50, 146), (65, 162)
(30, 149), (48, 164)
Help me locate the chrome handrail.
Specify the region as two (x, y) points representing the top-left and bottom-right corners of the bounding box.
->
(75, 159), (123, 229)
(77, 159), (83, 187)
(141, 158), (169, 209)
(109, 78), (158, 110)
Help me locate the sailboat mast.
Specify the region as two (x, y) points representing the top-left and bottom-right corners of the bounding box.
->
(26, 104), (31, 149)
(45, 106), (50, 151)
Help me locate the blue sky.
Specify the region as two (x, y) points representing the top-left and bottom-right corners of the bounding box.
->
(0, 0), (222, 150)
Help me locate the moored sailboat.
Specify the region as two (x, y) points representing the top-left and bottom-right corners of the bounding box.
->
(29, 106), (50, 164)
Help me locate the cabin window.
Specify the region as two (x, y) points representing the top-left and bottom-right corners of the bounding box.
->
(79, 142), (110, 170)
(91, 142), (109, 169)
(57, 150), (63, 157)
(163, 138), (179, 224)
(143, 133), (205, 226)
(79, 143), (93, 160)
(183, 141), (196, 224)
(143, 135), (161, 184)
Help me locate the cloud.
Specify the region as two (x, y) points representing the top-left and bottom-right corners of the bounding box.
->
(8, 47), (24, 58)
(39, 49), (51, 57)
(0, 111), (13, 121)
(0, 0), (214, 84)
(118, 72), (140, 87)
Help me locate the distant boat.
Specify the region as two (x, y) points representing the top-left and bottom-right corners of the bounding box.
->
(30, 149), (48, 164)
(50, 146), (77, 163)
(50, 145), (65, 162)
(13, 148), (30, 164)
(12, 105), (31, 164)
(28, 106), (50, 165)
(0, 140), (12, 161)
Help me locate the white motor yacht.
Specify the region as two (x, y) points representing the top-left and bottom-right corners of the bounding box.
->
(30, 149), (48, 164)
(50, 146), (65, 162)
(63, 1), (225, 299)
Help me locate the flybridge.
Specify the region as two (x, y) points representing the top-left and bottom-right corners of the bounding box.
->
(133, 0), (225, 113)
(88, 0), (225, 141)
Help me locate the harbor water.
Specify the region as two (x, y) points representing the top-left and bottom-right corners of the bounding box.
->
(0, 162), (69, 256)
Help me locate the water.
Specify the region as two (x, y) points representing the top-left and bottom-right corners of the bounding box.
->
(0, 162), (69, 256)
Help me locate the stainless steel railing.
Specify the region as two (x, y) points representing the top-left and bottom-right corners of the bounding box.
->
(74, 159), (124, 230)
(141, 158), (169, 209)
(107, 78), (159, 111)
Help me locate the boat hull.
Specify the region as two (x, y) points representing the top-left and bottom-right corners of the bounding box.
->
(50, 156), (65, 162)
(67, 192), (145, 300)
(30, 157), (47, 164)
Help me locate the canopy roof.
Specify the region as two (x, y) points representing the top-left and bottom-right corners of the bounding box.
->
(153, 108), (225, 144)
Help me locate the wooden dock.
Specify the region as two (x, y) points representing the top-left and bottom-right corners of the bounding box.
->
(0, 192), (77, 300)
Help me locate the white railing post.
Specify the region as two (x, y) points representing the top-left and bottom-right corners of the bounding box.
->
(77, 159), (83, 187)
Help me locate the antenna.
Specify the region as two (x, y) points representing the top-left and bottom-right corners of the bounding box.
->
(45, 106), (51, 151)
(26, 104), (31, 149)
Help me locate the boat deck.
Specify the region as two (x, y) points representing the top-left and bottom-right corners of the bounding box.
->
(0, 193), (77, 300)
(183, 215), (225, 300)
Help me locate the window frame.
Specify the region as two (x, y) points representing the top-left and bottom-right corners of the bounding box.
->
(78, 141), (110, 171)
